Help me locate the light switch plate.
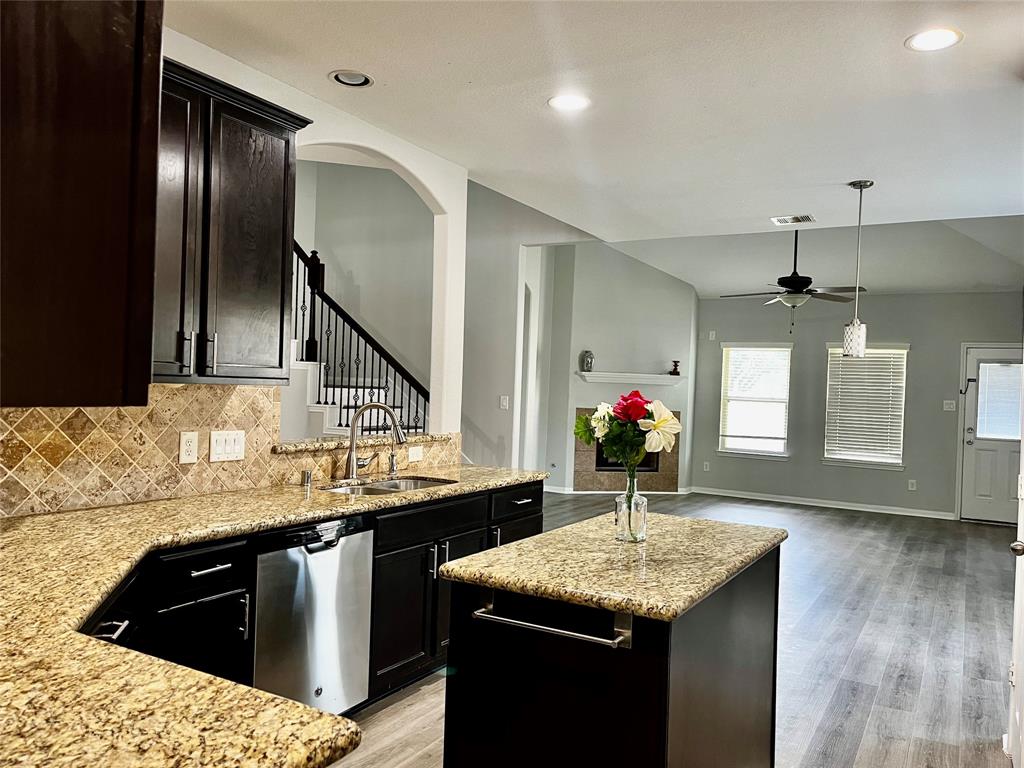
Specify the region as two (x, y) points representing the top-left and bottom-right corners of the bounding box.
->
(178, 431), (198, 464)
(408, 445), (424, 462)
(708, 330), (716, 341)
(703, 461), (710, 472)
(498, 395), (510, 410)
(908, 479), (917, 491)
(943, 400), (956, 412)
(210, 430), (245, 462)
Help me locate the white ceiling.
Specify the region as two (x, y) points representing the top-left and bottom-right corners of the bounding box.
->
(165, 1), (1023, 243)
(611, 215), (1024, 296)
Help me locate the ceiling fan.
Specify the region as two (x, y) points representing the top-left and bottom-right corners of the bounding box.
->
(719, 230), (866, 308)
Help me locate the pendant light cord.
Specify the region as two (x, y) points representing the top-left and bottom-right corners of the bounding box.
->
(854, 187), (863, 320)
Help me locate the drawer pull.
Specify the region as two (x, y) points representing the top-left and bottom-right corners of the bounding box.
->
(190, 562), (232, 578)
(511, 498), (533, 505)
(472, 607), (632, 649)
(92, 619), (130, 641)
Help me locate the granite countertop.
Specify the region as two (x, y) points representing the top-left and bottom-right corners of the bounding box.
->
(0, 465), (546, 767)
(271, 431), (454, 454)
(440, 512), (787, 622)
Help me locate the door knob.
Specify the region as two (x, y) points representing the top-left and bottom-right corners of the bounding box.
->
(1011, 541), (1024, 557)
(966, 439), (974, 446)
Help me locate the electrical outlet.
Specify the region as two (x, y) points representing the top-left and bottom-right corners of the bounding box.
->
(708, 330), (716, 341)
(408, 445), (424, 462)
(908, 479), (917, 492)
(703, 461), (710, 472)
(210, 430), (245, 462)
(943, 400), (956, 412)
(498, 395), (510, 410)
(178, 431), (198, 464)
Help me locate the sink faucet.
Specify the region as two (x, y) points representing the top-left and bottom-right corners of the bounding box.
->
(344, 402), (408, 480)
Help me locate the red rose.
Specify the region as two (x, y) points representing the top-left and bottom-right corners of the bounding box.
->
(612, 390), (651, 422)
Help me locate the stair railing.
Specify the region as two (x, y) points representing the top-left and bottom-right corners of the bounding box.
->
(293, 241), (429, 434)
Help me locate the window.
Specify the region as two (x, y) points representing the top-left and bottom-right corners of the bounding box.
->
(977, 362), (1022, 440)
(719, 344), (792, 456)
(824, 345), (908, 466)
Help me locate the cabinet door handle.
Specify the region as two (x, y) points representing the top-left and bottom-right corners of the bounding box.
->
(442, 541), (450, 565)
(189, 330), (197, 373)
(428, 544), (439, 579)
(92, 619), (130, 641)
(511, 498), (533, 505)
(494, 527), (502, 547)
(239, 593), (250, 640)
(209, 332), (218, 374)
(472, 607), (632, 649)
(190, 562), (232, 578)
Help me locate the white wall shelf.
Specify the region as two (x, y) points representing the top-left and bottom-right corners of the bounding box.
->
(576, 371), (685, 387)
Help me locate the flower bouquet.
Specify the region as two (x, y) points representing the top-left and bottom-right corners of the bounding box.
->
(574, 390), (681, 542)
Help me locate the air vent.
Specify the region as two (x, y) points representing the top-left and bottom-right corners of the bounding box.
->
(770, 214), (816, 226)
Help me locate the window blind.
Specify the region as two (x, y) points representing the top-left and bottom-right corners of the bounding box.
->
(824, 346), (908, 465)
(719, 345), (792, 455)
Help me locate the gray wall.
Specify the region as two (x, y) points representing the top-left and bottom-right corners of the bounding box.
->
(545, 241), (698, 489)
(303, 160), (434, 386)
(693, 292), (1022, 513)
(462, 182), (594, 465)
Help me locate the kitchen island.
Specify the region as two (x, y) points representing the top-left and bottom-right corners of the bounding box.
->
(439, 512), (788, 768)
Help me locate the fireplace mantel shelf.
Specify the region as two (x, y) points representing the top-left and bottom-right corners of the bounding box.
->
(576, 371), (685, 387)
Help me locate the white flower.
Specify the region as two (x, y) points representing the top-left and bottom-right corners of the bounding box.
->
(638, 399), (682, 453)
(594, 402), (614, 419)
(591, 414), (610, 439)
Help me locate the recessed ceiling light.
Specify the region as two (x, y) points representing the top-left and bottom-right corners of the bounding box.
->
(330, 69), (373, 88)
(904, 27), (963, 52)
(547, 93), (591, 112)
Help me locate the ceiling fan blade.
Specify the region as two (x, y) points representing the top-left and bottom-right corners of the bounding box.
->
(763, 296), (784, 306)
(720, 292), (783, 298)
(810, 292), (854, 303)
(813, 286), (866, 294)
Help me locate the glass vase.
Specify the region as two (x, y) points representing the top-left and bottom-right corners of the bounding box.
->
(615, 467), (647, 542)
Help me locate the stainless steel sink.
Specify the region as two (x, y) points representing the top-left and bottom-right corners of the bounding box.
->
(363, 477), (456, 491)
(320, 477), (455, 495)
(322, 485), (398, 496)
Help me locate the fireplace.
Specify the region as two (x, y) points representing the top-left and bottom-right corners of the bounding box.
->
(573, 407), (680, 492)
(595, 449), (659, 473)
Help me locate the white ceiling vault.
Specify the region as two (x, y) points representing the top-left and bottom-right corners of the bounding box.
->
(610, 215), (1024, 297)
(165, 1), (1023, 244)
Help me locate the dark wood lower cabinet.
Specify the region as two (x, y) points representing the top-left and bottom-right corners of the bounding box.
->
(443, 547), (780, 768)
(489, 511), (542, 548)
(141, 588), (253, 686)
(436, 527), (489, 653)
(369, 541), (437, 696)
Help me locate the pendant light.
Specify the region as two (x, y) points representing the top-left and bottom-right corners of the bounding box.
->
(843, 180), (873, 357)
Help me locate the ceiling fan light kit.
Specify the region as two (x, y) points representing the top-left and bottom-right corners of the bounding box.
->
(842, 179), (874, 358)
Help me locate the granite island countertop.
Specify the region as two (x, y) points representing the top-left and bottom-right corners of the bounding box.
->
(0, 464), (546, 767)
(439, 512), (787, 622)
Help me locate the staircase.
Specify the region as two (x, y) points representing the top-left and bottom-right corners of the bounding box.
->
(291, 242), (429, 436)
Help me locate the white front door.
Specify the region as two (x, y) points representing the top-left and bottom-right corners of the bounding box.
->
(961, 346), (1023, 524)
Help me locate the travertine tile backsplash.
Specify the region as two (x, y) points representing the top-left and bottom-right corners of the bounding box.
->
(0, 384), (459, 518)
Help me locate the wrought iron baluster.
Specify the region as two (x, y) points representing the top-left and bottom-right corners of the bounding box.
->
(330, 310), (338, 406)
(299, 262), (308, 361)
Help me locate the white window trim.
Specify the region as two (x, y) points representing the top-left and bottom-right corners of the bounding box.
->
(718, 449), (790, 462)
(821, 457), (904, 471)
(822, 342), (910, 469)
(721, 341), (795, 349)
(719, 343), (793, 458)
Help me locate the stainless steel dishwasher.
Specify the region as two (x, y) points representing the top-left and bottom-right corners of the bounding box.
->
(253, 515), (373, 714)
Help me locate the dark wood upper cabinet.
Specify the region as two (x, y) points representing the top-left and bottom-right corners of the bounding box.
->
(0, 0), (163, 406)
(153, 61), (310, 385)
(152, 79), (203, 378)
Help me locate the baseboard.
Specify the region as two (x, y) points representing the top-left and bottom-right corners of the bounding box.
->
(545, 487), (687, 496)
(688, 486), (955, 520)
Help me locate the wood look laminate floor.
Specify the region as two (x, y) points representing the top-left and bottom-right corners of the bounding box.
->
(337, 493), (1014, 768)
